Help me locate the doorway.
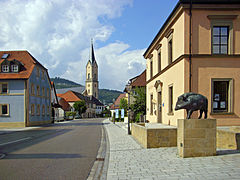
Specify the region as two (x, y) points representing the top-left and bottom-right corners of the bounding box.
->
(158, 91), (162, 123)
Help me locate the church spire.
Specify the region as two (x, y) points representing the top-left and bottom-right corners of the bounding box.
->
(89, 38), (96, 63)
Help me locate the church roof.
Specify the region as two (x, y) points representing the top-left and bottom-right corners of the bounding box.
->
(89, 40), (96, 64)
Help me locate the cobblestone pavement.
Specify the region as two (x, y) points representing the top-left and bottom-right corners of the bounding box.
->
(103, 119), (240, 180)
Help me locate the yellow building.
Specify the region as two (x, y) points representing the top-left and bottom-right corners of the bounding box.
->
(144, 0), (240, 126)
(85, 41), (99, 99)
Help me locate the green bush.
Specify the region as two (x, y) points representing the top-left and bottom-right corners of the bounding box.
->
(65, 111), (76, 120)
(134, 112), (143, 123)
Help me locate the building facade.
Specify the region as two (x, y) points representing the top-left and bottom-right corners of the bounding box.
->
(144, 0), (240, 126)
(57, 90), (99, 118)
(0, 51), (52, 127)
(85, 41), (99, 99)
(124, 70), (146, 105)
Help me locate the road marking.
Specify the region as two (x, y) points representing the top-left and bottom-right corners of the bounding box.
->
(0, 137), (31, 146)
(0, 154), (5, 159)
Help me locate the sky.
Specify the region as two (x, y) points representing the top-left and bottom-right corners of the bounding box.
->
(0, 0), (178, 91)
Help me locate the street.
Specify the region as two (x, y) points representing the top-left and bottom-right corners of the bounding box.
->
(0, 118), (105, 180)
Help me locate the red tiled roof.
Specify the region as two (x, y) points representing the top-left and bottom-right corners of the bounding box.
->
(0, 51), (47, 80)
(130, 70), (146, 87)
(110, 104), (115, 110)
(57, 90), (86, 102)
(58, 98), (71, 111)
(111, 93), (126, 109)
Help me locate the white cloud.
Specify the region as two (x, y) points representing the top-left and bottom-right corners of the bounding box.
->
(63, 42), (146, 90)
(0, 0), (147, 91)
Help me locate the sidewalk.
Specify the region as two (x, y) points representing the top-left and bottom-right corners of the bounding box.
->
(103, 119), (240, 180)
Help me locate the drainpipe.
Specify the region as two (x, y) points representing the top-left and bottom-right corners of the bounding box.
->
(189, 0), (192, 92)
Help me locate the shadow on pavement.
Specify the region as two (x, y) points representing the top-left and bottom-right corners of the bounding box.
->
(0, 129), (72, 156)
(0, 118), (105, 160)
(217, 149), (240, 155)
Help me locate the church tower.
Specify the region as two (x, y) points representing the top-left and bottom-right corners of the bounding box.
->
(85, 40), (99, 99)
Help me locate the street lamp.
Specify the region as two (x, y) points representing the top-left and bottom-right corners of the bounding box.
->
(126, 84), (131, 135)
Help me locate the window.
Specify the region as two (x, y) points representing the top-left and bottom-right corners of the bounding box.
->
(94, 74), (96, 79)
(88, 73), (90, 79)
(0, 104), (9, 116)
(168, 39), (173, 64)
(150, 94), (153, 115)
(36, 67), (40, 77)
(31, 104), (35, 116)
(158, 50), (161, 72)
(212, 26), (229, 54)
(168, 86), (173, 114)
(47, 88), (49, 98)
(132, 90), (137, 96)
(88, 89), (90, 94)
(1, 83), (8, 94)
(42, 87), (45, 97)
(47, 106), (50, 115)
(42, 105), (45, 115)
(11, 65), (18, 72)
(2, 65), (9, 72)
(37, 104), (40, 115)
(150, 59), (153, 79)
(212, 79), (232, 113)
(1, 53), (9, 59)
(31, 83), (35, 95)
(208, 15), (236, 55)
(42, 70), (45, 79)
(37, 85), (40, 96)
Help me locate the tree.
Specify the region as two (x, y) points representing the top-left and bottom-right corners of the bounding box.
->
(73, 100), (87, 118)
(130, 87), (146, 121)
(119, 98), (128, 116)
(101, 107), (111, 117)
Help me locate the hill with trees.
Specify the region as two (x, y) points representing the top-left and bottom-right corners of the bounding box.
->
(51, 77), (122, 104)
(50, 77), (84, 89)
(99, 89), (123, 104)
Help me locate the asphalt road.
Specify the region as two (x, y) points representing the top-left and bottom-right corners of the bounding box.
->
(0, 118), (105, 180)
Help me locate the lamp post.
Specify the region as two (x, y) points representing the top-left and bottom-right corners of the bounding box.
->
(126, 85), (131, 135)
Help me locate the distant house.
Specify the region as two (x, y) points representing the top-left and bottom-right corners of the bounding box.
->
(110, 93), (127, 117)
(51, 81), (62, 121)
(57, 90), (96, 118)
(0, 51), (52, 127)
(57, 97), (71, 120)
(124, 70), (146, 105)
(88, 95), (104, 116)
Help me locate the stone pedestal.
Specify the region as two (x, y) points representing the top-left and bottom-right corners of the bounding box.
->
(178, 119), (216, 158)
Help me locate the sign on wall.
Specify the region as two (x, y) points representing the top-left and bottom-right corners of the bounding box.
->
(121, 109), (124, 118)
(115, 109), (119, 118)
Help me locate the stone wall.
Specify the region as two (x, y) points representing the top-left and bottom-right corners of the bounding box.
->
(131, 123), (147, 148)
(178, 119), (216, 158)
(217, 129), (240, 150)
(131, 123), (177, 148)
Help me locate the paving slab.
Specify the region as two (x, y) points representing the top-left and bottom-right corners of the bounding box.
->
(103, 119), (240, 180)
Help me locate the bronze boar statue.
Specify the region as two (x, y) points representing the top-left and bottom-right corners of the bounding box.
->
(175, 92), (208, 119)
